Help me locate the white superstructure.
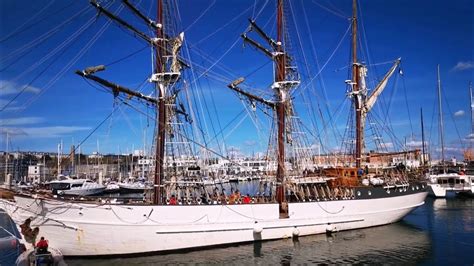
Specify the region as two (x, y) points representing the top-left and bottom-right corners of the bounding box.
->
(427, 173), (474, 197)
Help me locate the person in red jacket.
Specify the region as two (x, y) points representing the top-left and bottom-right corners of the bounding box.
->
(169, 195), (177, 205)
(242, 194), (251, 204)
(36, 236), (48, 254)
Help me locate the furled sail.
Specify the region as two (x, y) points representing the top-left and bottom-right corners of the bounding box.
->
(359, 58), (401, 154)
(363, 58), (401, 114)
(171, 32), (184, 73)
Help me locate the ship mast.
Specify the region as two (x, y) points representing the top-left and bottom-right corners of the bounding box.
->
(421, 108), (426, 166)
(470, 81), (473, 144)
(437, 64), (445, 169)
(275, 0), (286, 211)
(227, 0), (298, 214)
(351, 0), (362, 169)
(154, 0), (166, 205)
(77, 0), (185, 204)
(347, 0), (400, 169)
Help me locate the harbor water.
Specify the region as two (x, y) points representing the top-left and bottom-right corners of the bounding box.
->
(64, 196), (473, 265)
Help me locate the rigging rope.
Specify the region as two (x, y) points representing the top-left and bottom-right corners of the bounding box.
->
(441, 86), (466, 151)
(21, 13), (117, 110)
(311, 0), (347, 19)
(183, 0), (216, 32)
(291, 23), (351, 97)
(0, 0), (76, 44)
(190, 5), (253, 47)
(1, 8), (97, 112)
(400, 66), (415, 137)
(0, 4), (91, 64)
(105, 45), (149, 67)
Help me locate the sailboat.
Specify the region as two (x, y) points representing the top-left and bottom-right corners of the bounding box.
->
(0, 0), (427, 256)
(427, 73), (474, 197)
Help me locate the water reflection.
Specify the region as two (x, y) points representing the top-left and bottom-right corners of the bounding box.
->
(66, 222), (430, 265)
(404, 197), (473, 265)
(432, 198), (474, 232)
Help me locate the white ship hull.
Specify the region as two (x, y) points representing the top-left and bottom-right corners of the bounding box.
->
(1, 186), (427, 256)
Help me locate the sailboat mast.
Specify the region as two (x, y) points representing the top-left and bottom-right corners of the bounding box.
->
(437, 64), (445, 165)
(154, 0), (166, 205)
(4, 132), (8, 186)
(420, 108), (426, 166)
(275, 0), (286, 206)
(352, 0), (362, 169)
(470, 81), (473, 139)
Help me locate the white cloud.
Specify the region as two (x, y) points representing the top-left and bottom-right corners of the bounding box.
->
(452, 61), (474, 71)
(434, 146), (464, 152)
(0, 99), (12, 106)
(454, 110), (465, 117)
(243, 140), (257, 146)
(0, 99), (25, 111)
(1, 126), (91, 138)
(380, 142), (394, 149)
(0, 81), (40, 111)
(0, 80), (41, 95)
(464, 133), (474, 143)
(0, 117), (44, 126)
(406, 140), (428, 147)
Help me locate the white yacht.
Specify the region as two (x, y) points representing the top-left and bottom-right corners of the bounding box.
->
(118, 181), (152, 193)
(427, 172), (474, 197)
(49, 179), (106, 196)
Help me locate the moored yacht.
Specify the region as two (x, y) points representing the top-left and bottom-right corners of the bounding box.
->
(117, 181), (152, 193)
(48, 179), (106, 196)
(427, 172), (474, 197)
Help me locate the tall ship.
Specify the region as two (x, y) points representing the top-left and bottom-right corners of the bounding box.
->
(1, 0), (427, 256)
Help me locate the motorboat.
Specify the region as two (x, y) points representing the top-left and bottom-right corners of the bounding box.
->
(118, 181), (152, 193)
(49, 179), (106, 196)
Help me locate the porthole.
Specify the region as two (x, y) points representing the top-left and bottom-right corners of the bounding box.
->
(387, 190), (390, 194)
(412, 187), (414, 191)
(368, 191), (372, 196)
(357, 191), (361, 196)
(399, 189), (403, 192)
(416, 186), (419, 190)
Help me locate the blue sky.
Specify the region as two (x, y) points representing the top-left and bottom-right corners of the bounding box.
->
(0, 0), (473, 159)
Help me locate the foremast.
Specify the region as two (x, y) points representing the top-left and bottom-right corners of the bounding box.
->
(76, 0), (184, 204)
(275, 0), (287, 211)
(227, 0), (299, 214)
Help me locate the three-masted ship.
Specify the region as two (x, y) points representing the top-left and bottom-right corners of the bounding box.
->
(1, 0), (428, 256)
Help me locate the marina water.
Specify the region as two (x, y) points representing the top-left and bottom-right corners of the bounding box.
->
(65, 196), (473, 265)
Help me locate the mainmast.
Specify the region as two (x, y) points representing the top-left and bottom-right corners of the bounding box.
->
(227, 0), (299, 214)
(351, 0), (362, 169)
(154, 0), (166, 205)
